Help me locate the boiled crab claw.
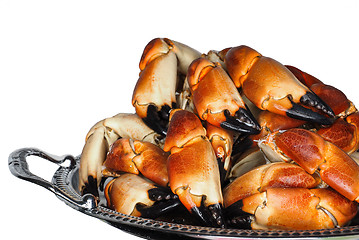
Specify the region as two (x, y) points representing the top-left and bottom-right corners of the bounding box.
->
(187, 57), (260, 134)
(259, 128), (359, 202)
(225, 188), (358, 230)
(224, 162), (320, 208)
(316, 112), (359, 154)
(132, 38), (201, 135)
(104, 173), (181, 218)
(224, 46), (335, 125)
(232, 110), (306, 157)
(79, 113), (160, 196)
(102, 138), (169, 187)
(286, 65), (357, 117)
(164, 109), (225, 228)
(223, 162), (357, 230)
(285, 65), (359, 154)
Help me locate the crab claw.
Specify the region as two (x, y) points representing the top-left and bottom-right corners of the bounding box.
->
(164, 109), (226, 228)
(79, 113), (159, 196)
(224, 162), (320, 208)
(259, 128), (359, 202)
(225, 188), (358, 230)
(103, 138), (169, 186)
(316, 112), (359, 154)
(224, 46), (335, 125)
(104, 174), (181, 218)
(287, 91), (334, 125)
(187, 57), (260, 134)
(286, 65), (357, 117)
(132, 38), (201, 135)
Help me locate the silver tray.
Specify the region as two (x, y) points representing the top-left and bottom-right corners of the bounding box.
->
(8, 148), (359, 240)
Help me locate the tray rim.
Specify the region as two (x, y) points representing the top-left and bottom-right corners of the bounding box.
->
(8, 148), (359, 240)
(52, 153), (359, 239)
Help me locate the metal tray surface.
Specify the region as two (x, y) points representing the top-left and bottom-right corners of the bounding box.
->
(8, 148), (359, 240)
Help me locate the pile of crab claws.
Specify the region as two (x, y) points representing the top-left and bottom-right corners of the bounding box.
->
(79, 38), (359, 231)
(221, 108), (261, 135)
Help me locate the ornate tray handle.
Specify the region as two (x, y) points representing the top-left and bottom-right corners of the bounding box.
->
(8, 148), (97, 210)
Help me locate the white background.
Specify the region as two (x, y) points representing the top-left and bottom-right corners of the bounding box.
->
(2, 1), (359, 239)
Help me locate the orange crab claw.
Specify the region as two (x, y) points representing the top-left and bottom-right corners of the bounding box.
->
(164, 109), (225, 228)
(224, 46), (335, 125)
(260, 128), (359, 202)
(286, 65), (355, 117)
(103, 138), (169, 187)
(232, 111), (306, 157)
(187, 57), (260, 134)
(316, 112), (359, 154)
(223, 162), (320, 208)
(79, 113), (159, 196)
(225, 188), (357, 230)
(286, 66), (359, 154)
(104, 174), (180, 218)
(132, 38), (201, 135)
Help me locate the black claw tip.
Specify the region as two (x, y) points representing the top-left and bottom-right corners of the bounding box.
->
(136, 199), (182, 219)
(135, 185), (181, 219)
(224, 200), (252, 229)
(148, 186), (178, 202)
(220, 108), (261, 135)
(81, 175), (99, 197)
(232, 135), (255, 156)
(143, 104), (175, 136)
(191, 198), (226, 228)
(300, 91), (335, 117)
(287, 98), (334, 125)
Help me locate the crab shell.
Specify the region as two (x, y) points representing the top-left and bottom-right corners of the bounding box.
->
(103, 138), (169, 187)
(241, 188), (357, 230)
(223, 162), (320, 207)
(79, 113), (159, 196)
(164, 109), (225, 228)
(224, 45), (334, 125)
(259, 128), (359, 202)
(223, 162), (357, 230)
(104, 173), (179, 218)
(132, 38), (201, 135)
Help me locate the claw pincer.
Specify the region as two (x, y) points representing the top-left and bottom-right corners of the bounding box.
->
(79, 113), (159, 196)
(224, 46), (335, 125)
(132, 38), (201, 135)
(187, 57), (260, 134)
(286, 65), (359, 154)
(104, 174), (180, 218)
(223, 163), (357, 230)
(164, 109), (225, 228)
